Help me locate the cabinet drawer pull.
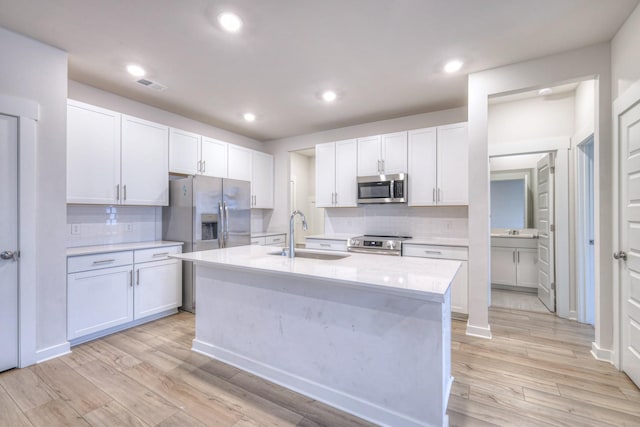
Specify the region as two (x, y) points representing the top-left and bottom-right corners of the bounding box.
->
(513, 250), (516, 263)
(320, 243), (331, 247)
(123, 185), (127, 201)
(116, 184), (120, 201)
(136, 269), (140, 285)
(152, 252), (169, 257)
(424, 250), (442, 255)
(271, 238), (281, 242)
(92, 259), (115, 265)
(130, 270), (133, 287)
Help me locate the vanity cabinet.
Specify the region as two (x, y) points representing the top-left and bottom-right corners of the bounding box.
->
(251, 151), (274, 208)
(316, 139), (358, 208)
(357, 131), (407, 176)
(491, 238), (538, 288)
(67, 100), (169, 206)
(67, 245), (182, 343)
(402, 243), (468, 316)
(408, 122), (468, 206)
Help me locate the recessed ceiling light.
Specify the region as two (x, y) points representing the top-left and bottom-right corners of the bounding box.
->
(538, 87), (553, 96)
(126, 64), (146, 77)
(444, 60), (463, 73)
(243, 112), (256, 122)
(218, 12), (242, 33)
(322, 90), (337, 102)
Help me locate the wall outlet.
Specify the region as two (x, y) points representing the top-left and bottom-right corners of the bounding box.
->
(125, 223), (134, 232)
(71, 224), (81, 235)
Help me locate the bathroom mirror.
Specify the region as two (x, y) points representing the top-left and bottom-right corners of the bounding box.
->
(490, 169), (533, 229)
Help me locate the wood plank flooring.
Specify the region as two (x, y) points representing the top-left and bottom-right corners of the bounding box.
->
(1, 308), (638, 426)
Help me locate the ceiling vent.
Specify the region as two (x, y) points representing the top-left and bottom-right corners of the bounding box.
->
(136, 78), (167, 91)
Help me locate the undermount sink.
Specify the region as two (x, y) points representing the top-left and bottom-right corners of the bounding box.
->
(269, 249), (350, 261)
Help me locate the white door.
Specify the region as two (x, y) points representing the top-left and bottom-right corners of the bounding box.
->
(357, 135), (382, 176)
(619, 92), (640, 387)
(201, 137), (228, 178)
(408, 127), (437, 206)
(169, 127), (199, 175)
(437, 123), (469, 205)
(134, 260), (181, 319)
(381, 131), (407, 174)
(490, 246), (517, 286)
(0, 114), (18, 372)
(121, 116), (169, 206)
(315, 142), (336, 208)
(537, 153), (556, 312)
(334, 139), (358, 207)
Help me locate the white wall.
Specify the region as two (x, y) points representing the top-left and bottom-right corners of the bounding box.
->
(0, 27), (68, 356)
(263, 107), (467, 233)
(467, 43), (612, 352)
(612, 2), (640, 100)
(290, 152), (312, 243)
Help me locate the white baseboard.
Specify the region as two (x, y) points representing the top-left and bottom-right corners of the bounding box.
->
(466, 323), (492, 339)
(36, 341), (71, 364)
(591, 342), (614, 364)
(569, 310), (578, 321)
(192, 339), (432, 427)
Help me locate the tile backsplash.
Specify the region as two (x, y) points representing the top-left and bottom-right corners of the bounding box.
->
(67, 205), (161, 247)
(324, 204), (468, 238)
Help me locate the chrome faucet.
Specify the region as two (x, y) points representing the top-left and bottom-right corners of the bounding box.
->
(289, 210), (308, 258)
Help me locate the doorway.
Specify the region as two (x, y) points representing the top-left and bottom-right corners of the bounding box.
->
(0, 113), (19, 372)
(289, 148), (324, 246)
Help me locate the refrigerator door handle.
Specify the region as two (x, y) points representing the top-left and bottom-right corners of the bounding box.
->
(223, 201), (229, 246)
(218, 201), (224, 248)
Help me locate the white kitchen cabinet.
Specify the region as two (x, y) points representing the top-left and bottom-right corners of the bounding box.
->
(251, 234), (286, 247)
(403, 243), (468, 315)
(200, 137), (228, 178)
(67, 100), (169, 206)
(67, 100), (121, 205)
(408, 123), (468, 206)
(67, 245), (182, 343)
(169, 128), (200, 175)
(316, 139), (357, 208)
(228, 144), (252, 182)
(305, 237), (348, 252)
(121, 116), (169, 206)
(491, 240), (538, 289)
(357, 132), (407, 176)
(251, 151), (274, 208)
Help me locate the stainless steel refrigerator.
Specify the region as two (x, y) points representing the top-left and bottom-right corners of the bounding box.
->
(162, 176), (251, 312)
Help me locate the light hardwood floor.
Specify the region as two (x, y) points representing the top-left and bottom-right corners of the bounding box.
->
(1, 309), (639, 427)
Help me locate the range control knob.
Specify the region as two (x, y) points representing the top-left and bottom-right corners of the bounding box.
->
(351, 239), (360, 246)
(386, 241), (396, 250)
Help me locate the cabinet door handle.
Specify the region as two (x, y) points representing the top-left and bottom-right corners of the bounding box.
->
(513, 251), (516, 263)
(92, 259), (115, 265)
(203, 160), (206, 173)
(123, 185), (127, 201)
(116, 184), (120, 202)
(517, 251), (520, 263)
(335, 192), (338, 205)
(320, 243), (331, 247)
(437, 188), (441, 202)
(424, 250), (442, 255)
(136, 269), (140, 285)
(381, 159), (385, 171)
(433, 188), (436, 203)
(130, 270), (133, 287)
(198, 160), (202, 173)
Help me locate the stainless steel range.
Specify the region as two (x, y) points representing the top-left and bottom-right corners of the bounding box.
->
(347, 235), (412, 256)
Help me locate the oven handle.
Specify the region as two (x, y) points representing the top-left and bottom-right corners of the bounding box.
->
(347, 247), (401, 256)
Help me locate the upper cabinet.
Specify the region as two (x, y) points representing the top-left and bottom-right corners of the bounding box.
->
(316, 139), (358, 208)
(169, 128), (199, 175)
(408, 122), (468, 206)
(357, 131), (407, 176)
(251, 151), (274, 209)
(227, 144), (252, 182)
(200, 137), (228, 178)
(67, 100), (169, 206)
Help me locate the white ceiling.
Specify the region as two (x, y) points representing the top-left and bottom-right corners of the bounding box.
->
(0, 0), (636, 141)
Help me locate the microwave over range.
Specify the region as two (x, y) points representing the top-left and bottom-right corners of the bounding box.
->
(357, 173), (407, 204)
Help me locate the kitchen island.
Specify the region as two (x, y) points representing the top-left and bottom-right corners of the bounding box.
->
(173, 245), (460, 427)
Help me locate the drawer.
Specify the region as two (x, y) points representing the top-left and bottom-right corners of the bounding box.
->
(402, 244), (468, 260)
(305, 238), (348, 252)
(265, 234), (286, 246)
(251, 237), (266, 245)
(134, 245), (182, 264)
(68, 251), (133, 274)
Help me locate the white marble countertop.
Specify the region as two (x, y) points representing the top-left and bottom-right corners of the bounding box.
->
(305, 233), (355, 241)
(172, 245), (460, 303)
(404, 236), (469, 247)
(67, 240), (183, 257)
(251, 232), (286, 238)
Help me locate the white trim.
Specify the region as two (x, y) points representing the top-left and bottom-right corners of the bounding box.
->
(192, 339), (431, 427)
(465, 322), (492, 339)
(613, 79), (640, 370)
(488, 137), (570, 157)
(591, 341), (614, 364)
(35, 342), (71, 364)
(0, 94), (39, 368)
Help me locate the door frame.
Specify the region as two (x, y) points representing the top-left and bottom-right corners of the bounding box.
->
(488, 137), (571, 318)
(613, 79), (640, 369)
(0, 95), (39, 368)
(576, 134), (595, 325)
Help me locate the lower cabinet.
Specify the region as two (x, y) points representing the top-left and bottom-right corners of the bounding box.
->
(251, 233), (286, 247)
(402, 243), (468, 316)
(305, 238), (348, 252)
(67, 245), (182, 343)
(491, 239), (538, 289)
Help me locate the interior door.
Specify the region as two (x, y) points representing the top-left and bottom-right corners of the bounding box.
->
(0, 113), (19, 372)
(537, 153), (556, 312)
(619, 93), (640, 387)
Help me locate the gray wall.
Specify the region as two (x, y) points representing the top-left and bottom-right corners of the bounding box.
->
(0, 26), (68, 353)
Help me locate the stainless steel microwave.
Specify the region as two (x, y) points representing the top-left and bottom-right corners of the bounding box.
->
(357, 173), (407, 204)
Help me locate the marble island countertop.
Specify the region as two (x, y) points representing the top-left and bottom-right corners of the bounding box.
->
(172, 245), (460, 303)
